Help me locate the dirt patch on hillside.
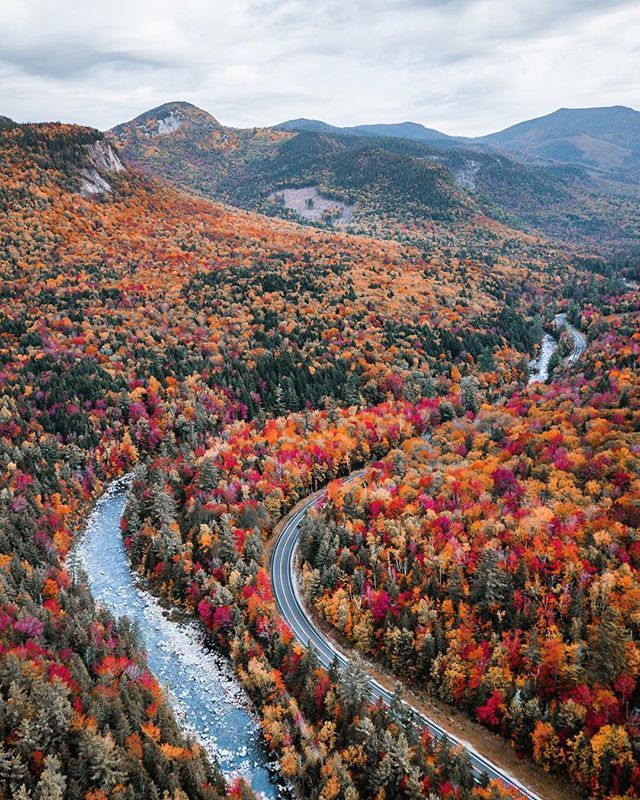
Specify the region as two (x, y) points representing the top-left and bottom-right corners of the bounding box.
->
(269, 186), (354, 226)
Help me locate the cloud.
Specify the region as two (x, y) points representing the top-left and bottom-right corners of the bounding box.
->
(0, 0), (638, 135)
(1, 44), (173, 79)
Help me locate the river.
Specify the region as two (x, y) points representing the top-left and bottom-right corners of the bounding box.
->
(528, 312), (588, 384)
(72, 476), (283, 800)
(527, 333), (557, 384)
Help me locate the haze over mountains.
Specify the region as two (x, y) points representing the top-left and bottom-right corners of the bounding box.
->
(279, 105), (640, 181)
(108, 100), (640, 253)
(274, 118), (456, 146)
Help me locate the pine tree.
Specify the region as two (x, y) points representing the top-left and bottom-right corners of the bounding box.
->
(77, 730), (125, 791)
(338, 655), (370, 724)
(316, 530), (338, 583)
(298, 514), (326, 564)
(3, 752), (28, 796)
(303, 567), (322, 602)
(471, 548), (510, 620)
(395, 628), (416, 677)
(449, 747), (475, 791)
(588, 607), (628, 686)
(243, 531), (263, 563)
(123, 493), (142, 537)
(344, 372), (361, 406)
(273, 384), (286, 414)
(35, 755), (66, 800)
(460, 375), (481, 413)
(150, 485), (177, 528)
(388, 731), (412, 796)
(388, 682), (407, 727)
(219, 516), (239, 564)
(447, 564), (463, 609)
(198, 456), (219, 491)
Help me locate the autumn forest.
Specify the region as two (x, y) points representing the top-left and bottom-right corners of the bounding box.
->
(0, 95), (638, 800)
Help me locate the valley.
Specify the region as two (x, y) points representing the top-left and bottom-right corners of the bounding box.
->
(0, 97), (638, 800)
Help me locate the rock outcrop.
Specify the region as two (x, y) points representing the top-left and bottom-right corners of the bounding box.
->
(79, 140), (125, 196)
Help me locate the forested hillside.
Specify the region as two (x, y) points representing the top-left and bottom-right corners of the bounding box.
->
(109, 102), (640, 253)
(299, 292), (639, 798)
(1, 112), (637, 800)
(0, 125), (239, 800)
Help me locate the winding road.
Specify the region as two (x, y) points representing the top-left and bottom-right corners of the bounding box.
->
(271, 475), (542, 800)
(555, 313), (587, 364)
(272, 317), (590, 797)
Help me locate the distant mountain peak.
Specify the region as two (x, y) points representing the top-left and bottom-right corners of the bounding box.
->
(276, 117), (337, 132)
(110, 101), (222, 139)
(555, 104), (635, 114)
(354, 121), (454, 143)
(484, 104), (639, 136)
(479, 105), (640, 178)
(275, 117), (455, 144)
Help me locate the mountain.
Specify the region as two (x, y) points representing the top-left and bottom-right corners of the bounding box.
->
(110, 99), (224, 138)
(276, 117), (455, 145)
(479, 105), (640, 179)
(278, 106), (640, 180)
(109, 103), (464, 224)
(354, 121), (455, 143)
(274, 118), (342, 135)
(109, 100), (298, 203)
(109, 101), (640, 252)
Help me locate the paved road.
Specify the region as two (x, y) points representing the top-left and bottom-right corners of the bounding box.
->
(555, 313), (586, 363)
(271, 473), (542, 800)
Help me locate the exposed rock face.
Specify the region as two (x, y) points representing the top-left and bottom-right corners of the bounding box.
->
(132, 110), (186, 138)
(87, 140), (125, 172)
(154, 111), (185, 136)
(79, 140), (125, 196)
(79, 169), (112, 195)
(453, 159), (481, 191)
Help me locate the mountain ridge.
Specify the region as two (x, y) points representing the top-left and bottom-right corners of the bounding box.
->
(275, 117), (455, 144)
(110, 100), (640, 180)
(478, 105), (640, 178)
(108, 100), (640, 252)
(276, 105), (640, 178)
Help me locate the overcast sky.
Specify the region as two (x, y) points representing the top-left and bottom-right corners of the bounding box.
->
(1, 0), (639, 136)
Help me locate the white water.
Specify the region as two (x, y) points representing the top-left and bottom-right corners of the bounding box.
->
(528, 333), (557, 384)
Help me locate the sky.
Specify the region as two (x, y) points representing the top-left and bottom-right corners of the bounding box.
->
(1, 0), (639, 136)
